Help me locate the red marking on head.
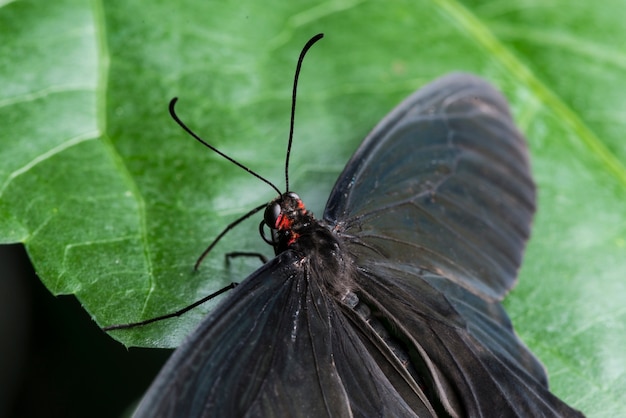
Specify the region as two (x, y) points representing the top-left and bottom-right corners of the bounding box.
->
(276, 213), (292, 231)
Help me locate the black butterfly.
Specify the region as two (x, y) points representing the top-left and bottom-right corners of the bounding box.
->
(116, 35), (584, 417)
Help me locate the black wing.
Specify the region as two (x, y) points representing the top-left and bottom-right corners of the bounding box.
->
(325, 73), (583, 416)
(325, 73), (535, 302)
(354, 263), (583, 417)
(134, 251), (437, 418)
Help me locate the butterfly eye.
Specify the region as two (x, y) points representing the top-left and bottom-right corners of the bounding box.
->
(286, 192), (300, 201)
(264, 201), (282, 228)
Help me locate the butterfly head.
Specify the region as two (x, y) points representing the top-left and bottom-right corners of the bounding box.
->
(262, 192), (313, 253)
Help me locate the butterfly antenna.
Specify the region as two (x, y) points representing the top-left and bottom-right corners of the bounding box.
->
(169, 99), (282, 196)
(284, 33), (324, 192)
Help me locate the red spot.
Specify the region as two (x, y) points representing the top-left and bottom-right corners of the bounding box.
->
(277, 214), (292, 231)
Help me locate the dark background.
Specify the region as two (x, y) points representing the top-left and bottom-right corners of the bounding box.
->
(0, 244), (172, 418)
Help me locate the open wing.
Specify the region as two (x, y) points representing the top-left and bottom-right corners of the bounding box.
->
(133, 251), (438, 418)
(353, 262), (584, 417)
(325, 73), (535, 302)
(325, 74), (583, 416)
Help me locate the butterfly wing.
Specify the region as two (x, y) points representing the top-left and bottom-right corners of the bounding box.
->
(324, 73), (583, 416)
(354, 263), (583, 417)
(133, 251), (438, 418)
(325, 73), (535, 302)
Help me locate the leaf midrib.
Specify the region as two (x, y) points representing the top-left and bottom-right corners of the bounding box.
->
(433, 0), (626, 186)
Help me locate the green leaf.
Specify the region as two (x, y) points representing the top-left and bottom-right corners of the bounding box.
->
(1, 0), (623, 416)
